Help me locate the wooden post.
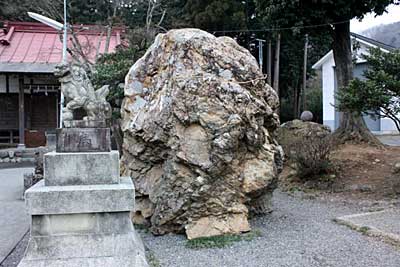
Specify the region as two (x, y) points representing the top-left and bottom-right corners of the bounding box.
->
(18, 75), (25, 148)
(5, 73), (10, 93)
(267, 40), (272, 85)
(302, 34), (309, 112)
(273, 33), (281, 97)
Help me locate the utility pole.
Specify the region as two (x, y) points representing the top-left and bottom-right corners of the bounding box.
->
(60, 0), (67, 128)
(256, 38), (266, 73)
(267, 39), (272, 85)
(273, 33), (281, 97)
(302, 34), (309, 112)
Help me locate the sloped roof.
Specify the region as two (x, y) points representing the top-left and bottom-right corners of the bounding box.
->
(351, 32), (396, 52)
(0, 21), (124, 73)
(312, 32), (396, 70)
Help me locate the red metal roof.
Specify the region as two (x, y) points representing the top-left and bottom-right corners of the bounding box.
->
(0, 21), (124, 66)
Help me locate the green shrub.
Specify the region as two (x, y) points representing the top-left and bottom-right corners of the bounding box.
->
(92, 46), (145, 118)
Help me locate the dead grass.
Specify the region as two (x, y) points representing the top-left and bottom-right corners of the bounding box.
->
(280, 143), (400, 201)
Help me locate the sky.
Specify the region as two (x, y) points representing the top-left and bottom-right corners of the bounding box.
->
(351, 4), (400, 33)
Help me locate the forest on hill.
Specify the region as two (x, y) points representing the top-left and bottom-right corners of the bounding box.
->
(363, 21), (400, 48)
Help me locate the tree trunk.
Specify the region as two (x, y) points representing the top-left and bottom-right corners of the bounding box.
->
(293, 86), (299, 119)
(331, 21), (382, 146)
(273, 33), (281, 97)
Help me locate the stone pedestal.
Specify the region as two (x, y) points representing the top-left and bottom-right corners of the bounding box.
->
(19, 127), (148, 267)
(56, 128), (111, 152)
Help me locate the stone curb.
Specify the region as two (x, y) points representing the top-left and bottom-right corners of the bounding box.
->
(334, 210), (400, 247)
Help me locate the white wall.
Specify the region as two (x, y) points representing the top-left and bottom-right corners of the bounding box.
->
(322, 56), (336, 130)
(320, 40), (400, 134)
(381, 118), (400, 134)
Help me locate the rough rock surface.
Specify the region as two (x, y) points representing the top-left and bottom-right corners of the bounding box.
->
(276, 119), (331, 157)
(121, 28), (282, 239)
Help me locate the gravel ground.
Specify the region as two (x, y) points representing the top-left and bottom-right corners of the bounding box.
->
(141, 190), (400, 267)
(2, 190), (400, 267)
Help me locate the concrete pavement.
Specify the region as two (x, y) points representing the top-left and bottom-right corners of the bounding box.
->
(335, 210), (400, 247)
(0, 168), (32, 264)
(377, 135), (400, 146)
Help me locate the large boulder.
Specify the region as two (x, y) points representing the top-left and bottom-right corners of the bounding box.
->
(276, 119), (331, 157)
(120, 29), (282, 239)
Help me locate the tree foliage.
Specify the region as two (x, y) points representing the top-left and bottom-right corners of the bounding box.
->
(182, 0), (248, 31)
(92, 46), (145, 116)
(257, 0), (397, 144)
(255, 1), (332, 118)
(337, 48), (400, 131)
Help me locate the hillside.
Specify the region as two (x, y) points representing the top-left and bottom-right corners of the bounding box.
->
(363, 21), (400, 48)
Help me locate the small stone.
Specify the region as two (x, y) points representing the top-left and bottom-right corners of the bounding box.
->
(375, 159), (381, 163)
(393, 162), (400, 174)
(16, 157), (22, 163)
(0, 151), (8, 158)
(300, 111), (314, 122)
(10, 158), (16, 163)
(3, 158), (10, 163)
(350, 184), (373, 192)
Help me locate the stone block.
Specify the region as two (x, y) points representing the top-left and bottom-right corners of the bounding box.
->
(63, 120), (107, 128)
(45, 132), (56, 150)
(31, 212), (133, 236)
(44, 151), (119, 186)
(25, 177), (135, 215)
(56, 128), (111, 152)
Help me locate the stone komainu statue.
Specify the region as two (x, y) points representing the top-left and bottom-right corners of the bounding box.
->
(54, 63), (112, 123)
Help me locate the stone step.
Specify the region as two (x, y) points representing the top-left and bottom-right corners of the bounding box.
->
(44, 151), (120, 186)
(31, 212), (134, 237)
(25, 177), (135, 215)
(18, 231), (148, 267)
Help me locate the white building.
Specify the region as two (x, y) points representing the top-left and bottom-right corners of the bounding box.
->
(312, 33), (398, 134)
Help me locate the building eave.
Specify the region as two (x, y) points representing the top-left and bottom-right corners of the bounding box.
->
(312, 33), (395, 70)
(312, 50), (333, 70)
(0, 63), (58, 73)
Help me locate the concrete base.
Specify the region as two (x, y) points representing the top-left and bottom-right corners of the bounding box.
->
(18, 127), (148, 267)
(19, 179), (148, 267)
(18, 230), (148, 267)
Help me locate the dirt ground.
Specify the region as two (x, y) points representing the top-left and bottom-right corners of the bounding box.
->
(280, 144), (400, 201)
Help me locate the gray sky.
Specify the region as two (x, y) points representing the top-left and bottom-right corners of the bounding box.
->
(351, 4), (400, 33)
